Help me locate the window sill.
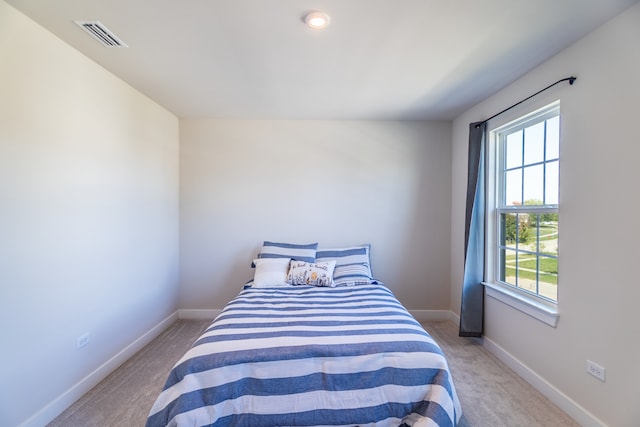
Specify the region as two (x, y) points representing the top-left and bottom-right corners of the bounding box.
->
(482, 282), (559, 327)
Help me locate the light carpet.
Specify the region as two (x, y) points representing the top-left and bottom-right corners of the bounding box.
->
(425, 321), (579, 427)
(48, 319), (579, 426)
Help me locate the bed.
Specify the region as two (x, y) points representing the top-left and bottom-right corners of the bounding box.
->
(146, 243), (462, 427)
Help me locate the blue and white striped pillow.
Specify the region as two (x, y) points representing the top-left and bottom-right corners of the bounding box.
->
(256, 241), (318, 264)
(316, 245), (373, 286)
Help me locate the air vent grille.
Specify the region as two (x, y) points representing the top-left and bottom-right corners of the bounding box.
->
(74, 21), (128, 47)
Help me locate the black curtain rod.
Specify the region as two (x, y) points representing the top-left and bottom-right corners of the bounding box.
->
(475, 76), (576, 128)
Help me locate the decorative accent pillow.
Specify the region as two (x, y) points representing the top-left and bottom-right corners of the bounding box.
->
(252, 258), (292, 288)
(286, 260), (336, 287)
(316, 245), (373, 286)
(253, 241), (318, 267)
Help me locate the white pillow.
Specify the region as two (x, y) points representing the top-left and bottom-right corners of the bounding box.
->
(252, 258), (291, 287)
(286, 260), (337, 287)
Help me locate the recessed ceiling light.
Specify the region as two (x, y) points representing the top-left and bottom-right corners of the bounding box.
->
(305, 12), (330, 30)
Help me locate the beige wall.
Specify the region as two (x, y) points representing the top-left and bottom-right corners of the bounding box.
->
(450, 3), (640, 426)
(5, 0), (640, 424)
(179, 119), (452, 311)
(0, 2), (180, 426)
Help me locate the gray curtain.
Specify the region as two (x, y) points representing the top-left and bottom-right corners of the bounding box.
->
(459, 121), (486, 337)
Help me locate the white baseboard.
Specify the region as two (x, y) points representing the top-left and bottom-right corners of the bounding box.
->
(409, 309), (457, 323)
(20, 312), (178, 427)
(449, 310), (461, 325)
(432, 311), (604, 426)
(178, 309), (221, 320)
(480, 336), (606, 427)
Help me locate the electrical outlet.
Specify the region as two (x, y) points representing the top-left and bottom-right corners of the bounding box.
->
(586, 360), (605, 382)
(76, 332), (90, 349)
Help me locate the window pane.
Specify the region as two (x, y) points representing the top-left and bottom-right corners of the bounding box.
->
(505, 130), (522, 169)
(539, 216), (558, 257)
(538, 255), (558, 301)
(523, 164), (544, 204)
(527, 214), (542, 257)
(515, 254), (537, 294)
(546, 116), (560, 160)
(502, 248), (517, 286)
(505, 169), (522, 206)
(516, 213), (533, 252)
(524, 122), (545, 165)
(500, 213), (519, 250)
(529, 213), (541, 249)
(545, 160), (559, 205)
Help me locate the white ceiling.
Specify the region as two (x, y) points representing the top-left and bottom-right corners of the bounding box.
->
(6, 0), (639, 120)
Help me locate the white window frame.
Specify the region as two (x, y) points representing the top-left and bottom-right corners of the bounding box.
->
(484, 101), (560, 327)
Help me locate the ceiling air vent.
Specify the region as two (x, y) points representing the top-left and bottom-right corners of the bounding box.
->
(74, 21), (128, 47)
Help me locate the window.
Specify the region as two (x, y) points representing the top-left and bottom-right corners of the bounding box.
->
(487, 102), (560, 314)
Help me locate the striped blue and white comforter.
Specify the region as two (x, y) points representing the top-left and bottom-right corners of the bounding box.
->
(147, 284), (461, 427)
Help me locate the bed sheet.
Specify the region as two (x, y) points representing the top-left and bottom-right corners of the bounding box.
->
(147, 283), (461, 427)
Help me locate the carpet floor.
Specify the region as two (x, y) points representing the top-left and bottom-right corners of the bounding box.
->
(48, 319), (579, 427)
(424, 321), (578, 427)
